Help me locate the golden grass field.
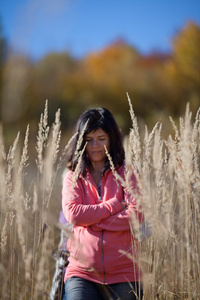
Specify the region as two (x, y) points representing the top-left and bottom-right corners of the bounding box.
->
(0, 98), (200, 299)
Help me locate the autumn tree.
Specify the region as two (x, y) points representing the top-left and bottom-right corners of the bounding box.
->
(73, 40), (141, 132)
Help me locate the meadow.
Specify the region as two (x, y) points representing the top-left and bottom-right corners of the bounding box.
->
(0, 97), (200, 299)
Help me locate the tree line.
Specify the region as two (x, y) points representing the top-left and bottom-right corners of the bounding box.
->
(0, 21), (200, 142)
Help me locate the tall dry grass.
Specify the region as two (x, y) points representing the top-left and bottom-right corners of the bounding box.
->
(0, 101), (75, 299)
(0, 98), (200, 299)
(125, 95), (200, 299)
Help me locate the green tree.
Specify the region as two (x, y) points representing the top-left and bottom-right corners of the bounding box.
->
(164, 22), (200, 113)
(24, 52), (77, 125)
(172, 21), (200, 88)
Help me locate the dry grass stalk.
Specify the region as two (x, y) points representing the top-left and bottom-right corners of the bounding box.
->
(34, 226), (53, 297)
(127, 92), (141, 171)
(74, 119), (89, 161)
(0, 125), (6, 212)
(18, 124), (29, 176)
(6, 132), (20, 226)
(0, 213), (8, 254)
(0, 124), (6, 161)
(104, 145), (126, 189)
(143, 122), (160, 167)
(25, 250), (33, 281)
(14, 182), (26, 263)
(169, 115), (180, 142)
(58, 131), (78, 169)
(72, 142), (87, 189)
(0, 263), (9, 299)
(36, 100), (50, 174)
(32, 183), (38, 213)
(43, 109), (61, 193)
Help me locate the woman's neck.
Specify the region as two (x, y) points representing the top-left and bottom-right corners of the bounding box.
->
(89, 163), (104, 186)
(90, 161), (104, 173)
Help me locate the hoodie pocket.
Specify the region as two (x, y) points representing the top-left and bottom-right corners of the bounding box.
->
(67, 227), (82, 261)
(126, 230), (132, 247)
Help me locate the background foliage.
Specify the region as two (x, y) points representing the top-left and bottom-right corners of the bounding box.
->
(0, 21), (200, 147)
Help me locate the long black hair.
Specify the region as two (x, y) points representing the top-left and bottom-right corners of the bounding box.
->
(67, 107), (125, 177)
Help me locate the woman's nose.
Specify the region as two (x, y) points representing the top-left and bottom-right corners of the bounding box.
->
(92, 139), (98, 147)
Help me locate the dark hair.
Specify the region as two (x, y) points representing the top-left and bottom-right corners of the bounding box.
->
(67, 107), (125, 177)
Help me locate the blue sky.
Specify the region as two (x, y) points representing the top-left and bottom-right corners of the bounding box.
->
(0, 0), (200, 60)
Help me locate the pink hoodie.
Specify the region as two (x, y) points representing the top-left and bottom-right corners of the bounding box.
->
(62, 164), (144, 284)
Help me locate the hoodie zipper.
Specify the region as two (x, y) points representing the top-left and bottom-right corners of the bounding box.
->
(87, 172), (106, 281)
(101, 230), (106, 283)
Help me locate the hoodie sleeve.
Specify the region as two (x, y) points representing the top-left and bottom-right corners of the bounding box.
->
(62, 171), (122, 226)
(91, 199), (143, 232)
(91, 209), (130, 231)
(92, 166), (144, 232)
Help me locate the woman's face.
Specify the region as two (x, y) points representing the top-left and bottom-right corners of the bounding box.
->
(85, 128), (110, 166)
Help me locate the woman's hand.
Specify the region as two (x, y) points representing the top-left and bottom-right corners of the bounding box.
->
(120, 199), (127, 210)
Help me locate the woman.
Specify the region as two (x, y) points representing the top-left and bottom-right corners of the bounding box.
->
(62, 108), (144, 300)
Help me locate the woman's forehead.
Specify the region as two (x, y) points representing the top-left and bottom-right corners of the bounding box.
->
(85, 128), (108, 137)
